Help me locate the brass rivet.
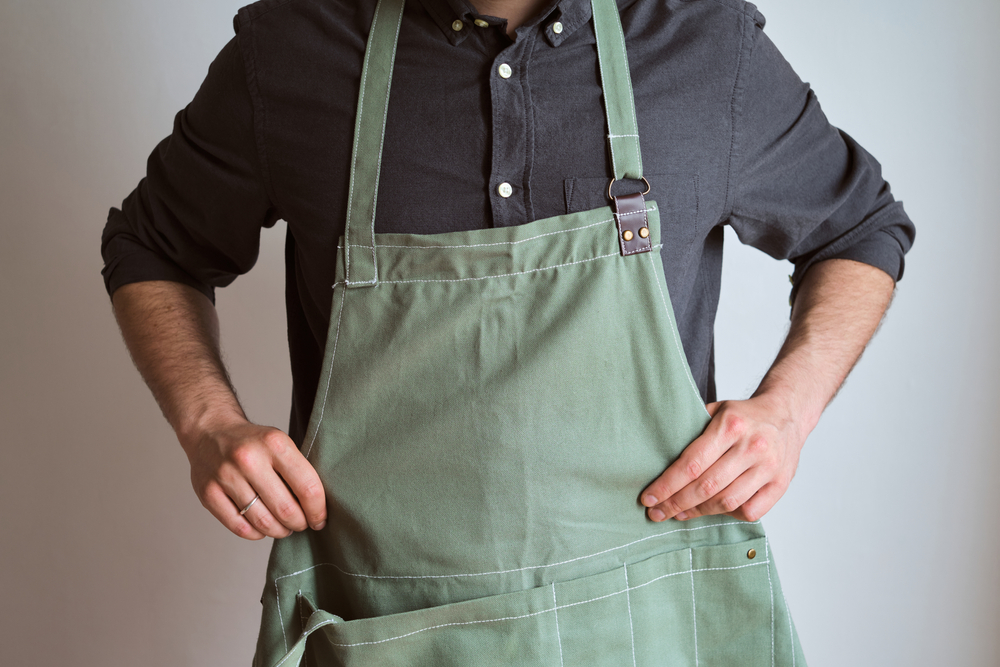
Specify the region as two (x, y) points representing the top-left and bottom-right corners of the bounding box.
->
(474, 18), (489, 27)
(747, 548), (756, 560)
(638, 227), (649, 239)
(622, 230), (634, 242)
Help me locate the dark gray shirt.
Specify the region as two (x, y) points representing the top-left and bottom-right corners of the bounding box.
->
(100, 0), (915, 445)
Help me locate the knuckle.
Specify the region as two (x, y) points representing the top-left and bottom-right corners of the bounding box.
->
(747, 436), (770, 456)
(234, 521), (257, 539)
(684, 459), (703, 481)
(230, 444), (258, 470)
(274, 502), (305, 529)
(662, 498), (684, 516)
(698, 476), (719, 498)
(742, 506), (761, 522)
(300, 478), (325, 502)
(723, 414), (746, 439)
(720, 495), (742, 513)
(262, 430), (290, 456)
(273, 500), (296, 520)
(252, 512), (275, 533)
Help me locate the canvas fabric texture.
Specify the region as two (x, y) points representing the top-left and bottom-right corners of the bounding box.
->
(253, 0), (806, 664)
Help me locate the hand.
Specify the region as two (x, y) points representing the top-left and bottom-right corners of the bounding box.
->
(183, 416), (327, 540)
(640, 393), (805, 523)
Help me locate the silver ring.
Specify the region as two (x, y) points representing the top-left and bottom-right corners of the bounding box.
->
(239, 494), (261, 516)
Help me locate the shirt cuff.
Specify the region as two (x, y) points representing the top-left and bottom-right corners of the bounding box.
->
(789, 202), (915, 305)
(101, 209), (216, 304)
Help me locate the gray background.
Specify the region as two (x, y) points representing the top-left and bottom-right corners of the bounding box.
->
(1, 0), (996, 664)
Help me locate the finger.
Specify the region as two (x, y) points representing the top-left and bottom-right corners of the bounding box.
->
(272, 448), (327, 531)
(649, 445), (756, 521)
(202, 481), (265, 541)
(680, 465), (772, 521)
(221, 475), (292, 539)
(249, 466), (311, 533)
(727, 480), (785, 523)
(641, 404), (746, 515)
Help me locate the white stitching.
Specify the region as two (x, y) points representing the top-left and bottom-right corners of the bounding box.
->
(365, 1), (405, 282)
(608, 133), (638, 138)
(647, 251), (710, 415)
(274, 520), (757, 585)
(375, 249), (660, 286)
(336, 205), (657, 253)
(783, 590), (795, 667)
(689, 550), (699, 667)
(613, 8), (643, 173)
(624, 564), (637, 667)
(286, 560), (770, 651)
(614, 208), (649, 218)
(766, 539), (775, 667)
(297, 590), (310, 667)
(281, 285), (346, 652)
(343, 0), (381, 283)
(346, 210), (650, 250)
(593, 11), (617, 178)
(303, 286), (346, 459)
(552, 584), (564, 667)
(629, 559), (768, 592)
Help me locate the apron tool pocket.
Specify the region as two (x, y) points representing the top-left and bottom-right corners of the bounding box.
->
(288, 537), (773, 667)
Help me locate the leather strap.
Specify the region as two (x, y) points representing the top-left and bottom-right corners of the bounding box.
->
(613, 192), (652, 255)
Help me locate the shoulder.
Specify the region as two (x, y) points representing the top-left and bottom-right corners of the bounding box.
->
(673, 0), (765, 27)
(620, 0), (765, 32)
(232, 0), (370, 37)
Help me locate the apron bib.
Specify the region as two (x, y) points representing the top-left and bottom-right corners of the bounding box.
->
(253, 0), (806, 664)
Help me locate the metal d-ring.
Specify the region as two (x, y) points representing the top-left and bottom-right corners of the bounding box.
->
(607, 176), (651, 200)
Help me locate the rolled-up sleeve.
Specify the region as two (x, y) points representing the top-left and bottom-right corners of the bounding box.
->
(100, 32), (278, 303)
(726, 18), (915, 303)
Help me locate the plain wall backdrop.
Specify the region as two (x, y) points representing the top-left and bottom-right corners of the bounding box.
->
(1, 0), (997, 664)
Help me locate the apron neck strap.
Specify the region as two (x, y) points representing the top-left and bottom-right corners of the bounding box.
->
(591, 0), (644, 183)
(344, 0), (644, 287)
(343, 0), (405, 287)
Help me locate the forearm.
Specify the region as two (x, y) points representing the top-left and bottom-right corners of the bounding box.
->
(111, 280), (326, 539)
(753, 258), (896, 436)
(111, 280), (246, 447)
(642, 257), (897, 522)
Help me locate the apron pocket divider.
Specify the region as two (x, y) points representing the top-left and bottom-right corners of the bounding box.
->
(285, 536), (773, 667)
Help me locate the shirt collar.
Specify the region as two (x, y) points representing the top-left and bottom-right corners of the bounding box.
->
(416, 0), (592, 47)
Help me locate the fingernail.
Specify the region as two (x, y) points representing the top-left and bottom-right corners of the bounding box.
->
(641, 494), (658, 507)
(649, 508), (665, 522)
(675, 512), (688, 521)
(314, 521), (326, 531)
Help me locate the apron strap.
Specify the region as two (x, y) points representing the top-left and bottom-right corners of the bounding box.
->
(272, 605), (344, 667)
(343, 0), (405, 287)
(342, 0), (645, 287)
(591, 0), (644, 183)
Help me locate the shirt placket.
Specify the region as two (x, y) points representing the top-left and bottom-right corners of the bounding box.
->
(478, 22), (534, 228)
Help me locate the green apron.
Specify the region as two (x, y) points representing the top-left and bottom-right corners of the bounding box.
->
(253, 0), (806, 664)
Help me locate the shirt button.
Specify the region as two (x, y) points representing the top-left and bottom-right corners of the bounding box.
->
(498, 63), (512, 79)
(497, 182), (513, 198)
(552, 21), (564, 34)
(474, 19), (489, 27)
(451, 20), (464, 31)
